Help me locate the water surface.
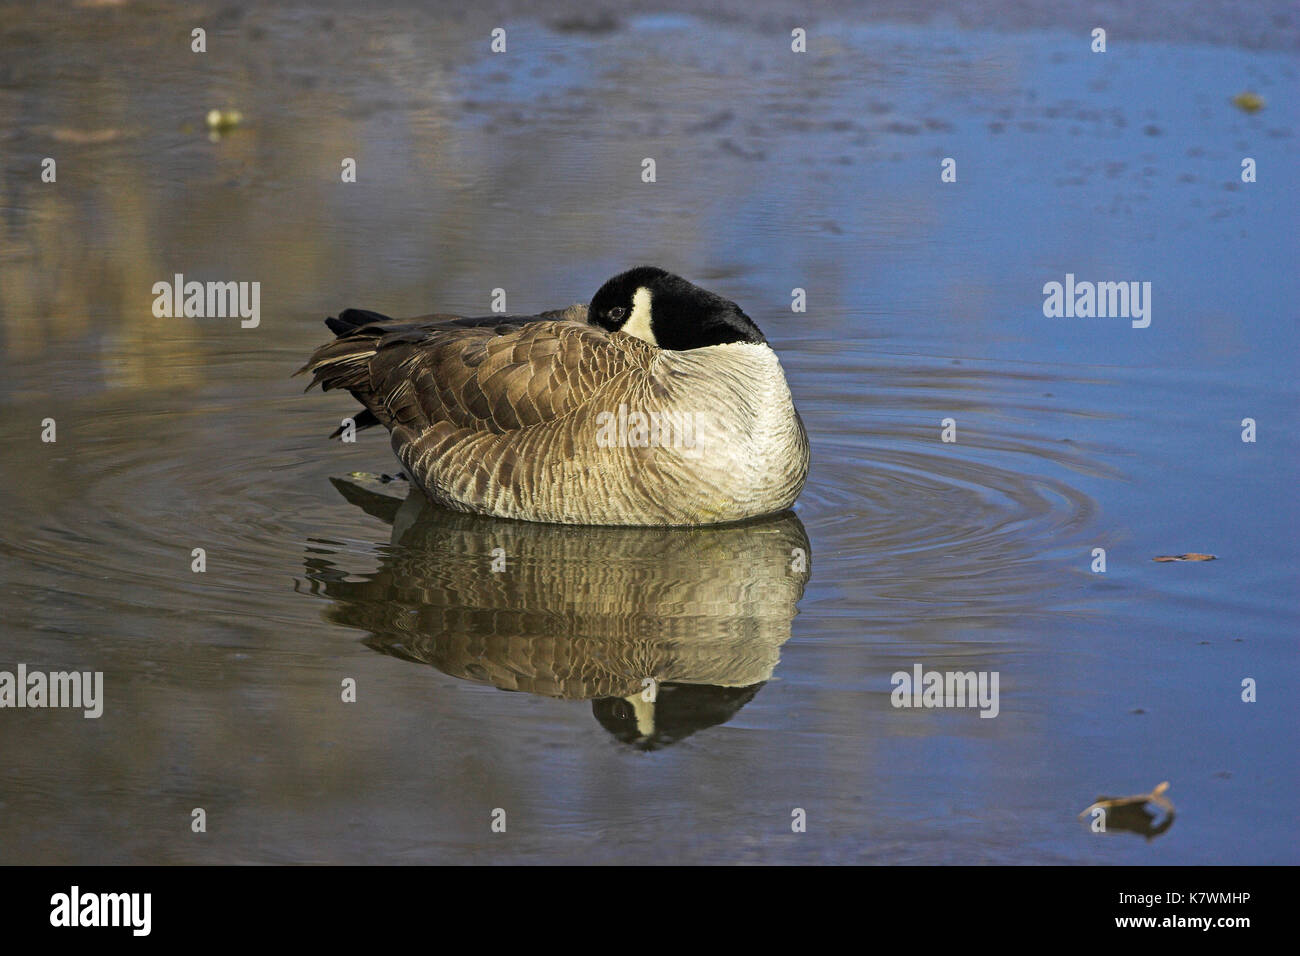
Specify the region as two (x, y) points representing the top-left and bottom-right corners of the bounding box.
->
(0, 1), (1296, 863)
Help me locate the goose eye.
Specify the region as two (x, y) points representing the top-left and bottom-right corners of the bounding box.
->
(608, 307), (626, 321)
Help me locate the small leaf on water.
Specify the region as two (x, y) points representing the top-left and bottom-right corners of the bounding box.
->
(49, 127), (123, 144)
(1079, 781), (1174, 818)
(205, 109), (244, 131)
(1231, 91), (1264, 113)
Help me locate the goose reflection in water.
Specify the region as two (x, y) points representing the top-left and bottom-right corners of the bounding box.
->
(302, 477), (811, 749)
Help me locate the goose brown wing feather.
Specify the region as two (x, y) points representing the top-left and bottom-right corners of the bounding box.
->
(302, 314), (654, 439)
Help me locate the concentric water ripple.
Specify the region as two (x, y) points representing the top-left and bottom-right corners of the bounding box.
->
(0, 344), (1116, 648)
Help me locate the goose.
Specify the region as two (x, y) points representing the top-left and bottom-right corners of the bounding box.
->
(298, 267), (809, 526)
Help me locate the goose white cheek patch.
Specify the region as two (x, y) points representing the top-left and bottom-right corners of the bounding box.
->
(621, 286), (657, 345)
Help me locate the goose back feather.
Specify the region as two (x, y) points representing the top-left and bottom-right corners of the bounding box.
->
(300, 304), (808, 525)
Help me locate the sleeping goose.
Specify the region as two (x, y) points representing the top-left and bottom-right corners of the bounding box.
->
(298, 266), (809, 526)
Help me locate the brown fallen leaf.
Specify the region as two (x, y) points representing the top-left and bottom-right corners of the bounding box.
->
(1153, 553), (1217, 562)
(1079, 781), (1174, 818)
(1232, 91), (1264, 114)
(206, 109), (244, 131)
(47, 127), (124, 145)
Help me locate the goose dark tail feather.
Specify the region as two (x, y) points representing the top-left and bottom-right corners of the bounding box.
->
(297, 308), (401, 438)
(325, 307), (394, 337)
(295, 308), (400, 386)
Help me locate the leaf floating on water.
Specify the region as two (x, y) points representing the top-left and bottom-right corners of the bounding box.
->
(1079, 781), (1174, 818)
(205, 109), (244, 138)
(1231, 91), (1264, 113)
(1153, 552), (1217, 562)
(47, 127), (124, 144)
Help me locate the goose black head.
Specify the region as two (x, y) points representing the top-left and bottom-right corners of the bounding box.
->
(587, 266), (767, 350)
